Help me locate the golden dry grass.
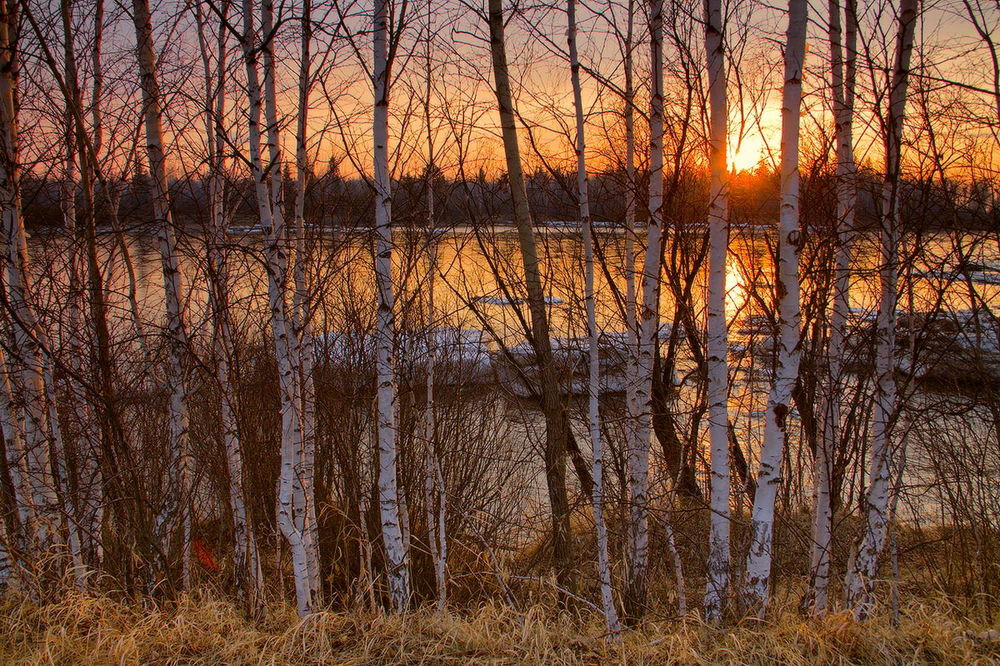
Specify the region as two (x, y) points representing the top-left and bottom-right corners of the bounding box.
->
(0, 591), (998, 665)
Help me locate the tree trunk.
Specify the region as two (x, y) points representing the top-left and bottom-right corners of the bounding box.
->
(703, 0), (731, 624)
(374, 0), (411, 612)
(486, 0), (572, 598)
(423, 15), (447, 612)
(625, 0), (664, 622)
(0, 0), (59, 557)
(194, 0), (262, 608)
(132, 0), (193, 589)
(807, 0), (858, 615)
(293, 0), (321, 606)
(742, 0), (808, 616)
(623, 0), (638, 501)
(240, 0), (314, 615)
(568, 0), (620, 637)
(846, 0), (918, 620)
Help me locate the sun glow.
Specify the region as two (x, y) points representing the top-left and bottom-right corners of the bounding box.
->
(728, 132), (769, 173)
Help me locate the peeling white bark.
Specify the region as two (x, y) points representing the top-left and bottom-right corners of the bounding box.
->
(194, 0), (262, 607)
(292, 0), (321, 605)
(567, 0), (620, 636)
(742, 0), (808, 616)
(374, 0), (410, 612)
(627, 0), (664, 620)
(132, 0), (193, 587)
(240, 0), (315, 615)
(702, 0), (731, 624)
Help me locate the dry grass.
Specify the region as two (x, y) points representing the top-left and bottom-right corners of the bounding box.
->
(0, 591), (998, 665)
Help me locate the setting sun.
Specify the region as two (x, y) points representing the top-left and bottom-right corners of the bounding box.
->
(729, 132), (770, 172)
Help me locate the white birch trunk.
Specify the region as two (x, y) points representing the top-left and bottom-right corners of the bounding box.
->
(56, 0), (92, 590)
(620, 13), (639, 612)
(0, 7), (58, 553)
(623, 0), (638, 450)
(422, 18), (447, 612)
(374, 0), (410, 612)
(846, 0), (918, 619)
(808, 0), (858, 614)
(61, 145), (100, 575)
(132, 0), (193, 587)
(742, 0), (808, 616)
(423, 259), (446, 611)
(702, 0), (731, 623)
(5, 240), (55, 556)
(194, 0), (263, 607)
(425, 410), (447, 612)
(666, 520), (686, 617)
(0, 350), (34, 551)
(568, 0), (620, 636)
(626, 0), (663, 620)
(293, 0), (321, 602)
(240, 0), (314, 615)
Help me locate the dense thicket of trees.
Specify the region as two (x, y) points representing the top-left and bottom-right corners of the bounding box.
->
(1, 0), (999, 630)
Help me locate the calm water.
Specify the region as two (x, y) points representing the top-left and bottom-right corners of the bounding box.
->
(29, 224), (1000, 347)
(24, 224), (1000, 522)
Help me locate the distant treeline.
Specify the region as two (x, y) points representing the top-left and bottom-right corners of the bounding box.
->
(22, 163), (998, 235)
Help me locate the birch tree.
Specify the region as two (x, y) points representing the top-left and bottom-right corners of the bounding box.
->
(625, 0), (663, 622)
(0, 0), (59, 556)
(422, 10), (447, 612)
(45, 0), (87, 588)
(374, 0), (411, 612)
(623, 0), (638, 465)
(293, 0), (321, 606)
(132, 0), (194, 588)
(567, 0), (620, 636)
(846, 0), (919, 620)
(72, 0), (119, 578)
(703, 0), (731, 624)
(238, 0), (317, 614)
(742, 0), (808, 616)
(807, 0), (858, 614)
(69, 0), (105, 571)
(193, 0), (262, 607)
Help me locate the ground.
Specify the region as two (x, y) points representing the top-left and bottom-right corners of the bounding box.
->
(1, 590), (998, 664)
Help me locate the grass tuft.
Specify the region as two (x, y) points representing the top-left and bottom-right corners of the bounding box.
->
(0, 591), (997, 664)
